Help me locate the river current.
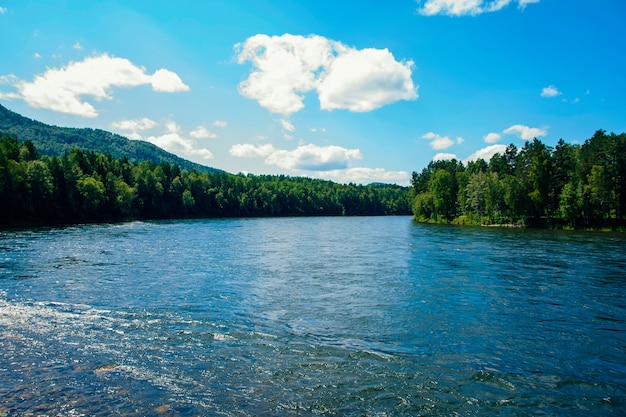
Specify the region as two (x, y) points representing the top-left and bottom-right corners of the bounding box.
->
(0, 216), (625, 416)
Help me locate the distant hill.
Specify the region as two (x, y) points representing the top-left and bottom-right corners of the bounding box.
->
(0, 104), (223, 174)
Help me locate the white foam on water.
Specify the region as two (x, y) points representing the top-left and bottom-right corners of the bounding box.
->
(212, 332), (232, 341)
(0, 296), (220, 411)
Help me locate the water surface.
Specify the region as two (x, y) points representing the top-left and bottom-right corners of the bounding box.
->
(1, 217), (625, 415)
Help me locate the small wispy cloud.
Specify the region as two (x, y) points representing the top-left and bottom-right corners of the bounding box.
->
(213, 120), (227, 128)
(111, 117), (157, 132)
(145, 121), (214, 161)
(422, 132), (454, 150)
(483, 132), (501, 143)
(540, 85), (561, 98)
(432, 144), (507, 164)
(502, 124), (547, 140)
(518, 0), (540, 10)
(433, 152), (457, 161)
(190, 126), (217, 139)
(417, 0), (540, 17)
(465, 144), (507, 163)
(279, 118), (295, 132)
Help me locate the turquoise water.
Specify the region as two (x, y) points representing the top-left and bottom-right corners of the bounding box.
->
(1, 217), (625, 416)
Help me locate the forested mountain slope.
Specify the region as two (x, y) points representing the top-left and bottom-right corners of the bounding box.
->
(0, 104), (222, 174)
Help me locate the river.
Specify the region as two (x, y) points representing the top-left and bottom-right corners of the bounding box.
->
(1, 216), (625, 415)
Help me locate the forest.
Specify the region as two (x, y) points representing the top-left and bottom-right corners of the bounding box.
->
(0, 135), (411, 227)
(411, 129), (626, 229)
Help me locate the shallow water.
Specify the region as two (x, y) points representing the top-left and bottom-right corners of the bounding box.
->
(1, 217), (625, 415)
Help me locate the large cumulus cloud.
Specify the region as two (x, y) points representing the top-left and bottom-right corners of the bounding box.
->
(236, 34), (418, 116)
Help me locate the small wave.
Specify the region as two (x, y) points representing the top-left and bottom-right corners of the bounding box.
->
(211, 332), (232, 341)
(470, 370), (517, 391)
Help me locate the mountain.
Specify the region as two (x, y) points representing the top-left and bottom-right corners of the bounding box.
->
(0, 104), (223, 174)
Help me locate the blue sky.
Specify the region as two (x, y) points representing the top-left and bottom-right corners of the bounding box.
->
(1, 0), (625, 185)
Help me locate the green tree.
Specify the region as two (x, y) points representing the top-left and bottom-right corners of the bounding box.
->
(115, 179), (135, 218)
(77, 175), (106, 216)
(585, 165), (611, 224)
(26, 159), (54, 220)
(559, 181), (583, 227)
(517, 139), (553, 222)
(464, 172), (489, 218)
(182, 189), (195, 213)
(429, 169), (456, 221)
(412, 191), (435, 220)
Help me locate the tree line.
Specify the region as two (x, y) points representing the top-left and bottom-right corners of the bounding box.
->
(411, 129), (626, 228)
(0, 135), (411, 227)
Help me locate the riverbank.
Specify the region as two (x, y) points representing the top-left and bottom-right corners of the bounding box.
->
(413, 215), (626, 232)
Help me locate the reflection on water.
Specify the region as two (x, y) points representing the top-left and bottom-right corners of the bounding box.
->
(1, 217), (625, 416)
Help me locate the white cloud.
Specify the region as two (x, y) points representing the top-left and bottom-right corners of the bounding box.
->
(229, 143), (276, 158)
(483, 132), (501, 143)
(189, 126), (217, 139)
(518, 0), (540, 9)
(0, 74), (15, 83)
(266, 143), (362, 171)
(0, 7), (6, 14)
(231, 143), (406, 184)
(0, 53), (189, 117)
(164, 121), (179, 134)
(317, 47), (417, 112)
(111, 117), (157, 132)
(230, 142), (362, 171)
(417, 0), (537, 16)
(464, 144), (507, 163)
(73, 41), (82, 50)
(279, 118), (295, 132)
(456, 136), (464, 144)
(150, 68), (189, 93)
(213, 120), (228, 128)
(540, 85), (560, 98)
(144, 122), (213, 161)
(319, 167), (409, 185)
(0, 90), (19, 100)
(0, 74), (18, 96)
(502, 124), (547, 140)
(430, 144), (506, 164)
(236, 34), (417, 116)
(230, 142), (407, 184)
(236, 34), (333, 115)
(433, 152), (458, 161)
(33, 53), (42, 59)
(422, 132), (454, 150)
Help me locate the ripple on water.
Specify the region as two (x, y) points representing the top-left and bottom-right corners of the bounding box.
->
(1, 217), (625, 416)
